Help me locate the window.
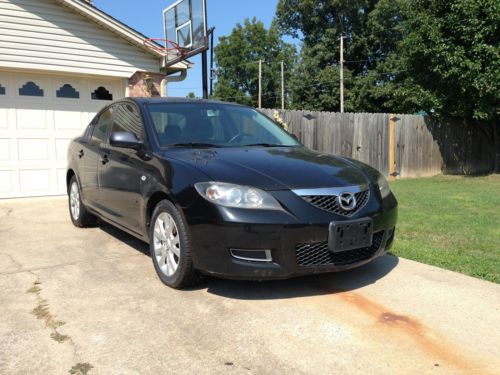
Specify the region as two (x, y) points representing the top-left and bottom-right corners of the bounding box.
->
(0, 84), (5, 95)
(146, 103), (300, 147)
(19, 81), (44, 97)
(56, 84), (79, 99)
(112, 103), (143, 140)
(91, 86), (113, 101)
(92, 107), (113, 143)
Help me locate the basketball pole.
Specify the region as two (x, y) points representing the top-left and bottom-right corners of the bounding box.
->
(209, 28), (215, 97)
(202, 50), (208, 99)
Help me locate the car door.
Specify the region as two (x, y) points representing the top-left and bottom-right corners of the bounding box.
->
(97, 102), (146, 232)
(79, 106), (113, 209)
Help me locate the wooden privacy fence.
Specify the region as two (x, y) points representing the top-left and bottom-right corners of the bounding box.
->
(259, 109), (496, 178)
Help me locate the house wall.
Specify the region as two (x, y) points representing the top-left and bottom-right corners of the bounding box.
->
(127, 72), (164, 98)
(0, 0), (161, 78)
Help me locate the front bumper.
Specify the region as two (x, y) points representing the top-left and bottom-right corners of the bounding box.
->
(183, 187), (398, 280)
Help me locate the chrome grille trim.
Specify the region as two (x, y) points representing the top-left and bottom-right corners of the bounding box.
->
(292, 184), (369, 197)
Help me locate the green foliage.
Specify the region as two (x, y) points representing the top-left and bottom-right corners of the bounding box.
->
(275, 0), (500, 121)
(186, 92), (197, 99)
(213, 18), (297, 108)
(398, 0), (500, 121)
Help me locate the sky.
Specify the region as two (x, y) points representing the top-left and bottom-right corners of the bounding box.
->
(94, 0), (282, 98)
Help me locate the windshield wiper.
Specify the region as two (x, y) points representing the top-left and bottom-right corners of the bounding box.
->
(169, 142), (222, 148)
(243, 143), (294, 147)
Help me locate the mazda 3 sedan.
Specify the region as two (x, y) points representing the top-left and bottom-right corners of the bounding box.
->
(67, 98), (397, 288)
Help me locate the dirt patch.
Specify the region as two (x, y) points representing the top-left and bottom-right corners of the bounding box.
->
(28, 280), (67, 332)
(69, 362), (94, 375)
(337, 291), (492, 374)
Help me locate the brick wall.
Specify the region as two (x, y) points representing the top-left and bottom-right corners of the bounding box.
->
(128, 71), (164, 97)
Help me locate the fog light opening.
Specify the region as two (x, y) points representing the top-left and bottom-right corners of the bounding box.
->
(230, 249), (273, 262)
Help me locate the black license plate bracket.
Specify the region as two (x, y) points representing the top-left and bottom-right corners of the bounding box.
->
(328, 218), (373, 253)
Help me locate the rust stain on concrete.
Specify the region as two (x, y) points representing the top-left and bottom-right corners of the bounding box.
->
(336, 291), (492, 375)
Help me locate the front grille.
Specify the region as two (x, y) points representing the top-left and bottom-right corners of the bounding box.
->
(302, 190), (370, 216)
(295, 231), (384, 267)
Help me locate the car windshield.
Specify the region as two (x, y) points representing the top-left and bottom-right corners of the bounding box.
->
(146, 102), (301, 148)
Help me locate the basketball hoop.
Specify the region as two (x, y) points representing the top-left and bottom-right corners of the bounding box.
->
(143, 38), (188, 57)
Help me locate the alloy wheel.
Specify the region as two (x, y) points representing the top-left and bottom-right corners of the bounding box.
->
(70, 182), (80, 220)
(153, 212), (181, 276)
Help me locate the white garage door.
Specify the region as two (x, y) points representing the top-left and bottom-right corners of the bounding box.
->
(0, 71), (125, 198)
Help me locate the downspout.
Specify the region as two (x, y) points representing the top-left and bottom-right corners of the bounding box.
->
(161, 69), (187, 97)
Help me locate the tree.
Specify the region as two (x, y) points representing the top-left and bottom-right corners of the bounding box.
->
(275, 0), (499, 123)
(396, 0), (499, 122)
(186, 92), (197, 99)
(213, 18), (297, 108)
(275, 0), (380, 111)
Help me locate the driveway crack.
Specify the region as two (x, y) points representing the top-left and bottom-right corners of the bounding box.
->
(26, 272), (94, 374)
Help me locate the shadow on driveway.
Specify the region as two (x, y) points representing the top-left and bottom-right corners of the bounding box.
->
(98, 222), (399, 301)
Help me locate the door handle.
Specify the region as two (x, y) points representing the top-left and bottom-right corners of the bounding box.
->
(100, 154), (109, 165)
(78, 149), (84, 158)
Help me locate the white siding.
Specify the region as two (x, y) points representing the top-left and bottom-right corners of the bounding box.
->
(0, 0), (161, 77)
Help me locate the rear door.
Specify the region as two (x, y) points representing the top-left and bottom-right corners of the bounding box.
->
(79, 106), (113, 208)
(97, 102), (146, 232)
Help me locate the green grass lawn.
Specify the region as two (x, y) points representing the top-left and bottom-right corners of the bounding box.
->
(389, 174), (500, 283)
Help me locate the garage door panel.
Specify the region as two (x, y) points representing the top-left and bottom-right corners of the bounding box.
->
(54, 109), (86, 130)
(0, 170), (15, 194)
(0, 71), (125, 198)
(55, 138), (71, 161)
(16, 108), (49, 130)
(56, 168), (67, 193)
(18, 138), (50, 161)
(0, 139), (11, 160)
(0, 108), (9, 129)
(19, 169), (51, 192)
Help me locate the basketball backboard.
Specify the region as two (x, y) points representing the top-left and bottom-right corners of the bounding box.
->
(163, 0), (208, 67)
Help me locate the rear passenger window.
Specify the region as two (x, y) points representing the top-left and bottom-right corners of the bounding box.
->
(112, 103), (143, 140)
(92, 107), (113, 143)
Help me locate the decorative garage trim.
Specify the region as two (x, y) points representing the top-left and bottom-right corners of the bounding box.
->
(19, 81), (44, 97)
(91, 86), (113, 101)
(56, 84), (80, 99)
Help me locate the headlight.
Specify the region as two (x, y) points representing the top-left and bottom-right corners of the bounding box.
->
(377, 174), (391, 198)
(194, 182), (283, 210)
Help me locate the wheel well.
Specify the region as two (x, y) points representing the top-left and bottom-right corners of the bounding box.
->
(146, 192), (171, 228)
(66, 169), (75, 192)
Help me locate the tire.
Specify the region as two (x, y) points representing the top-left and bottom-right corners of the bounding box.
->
(149, 200), (200, 289)
(68, 175), (97, 228)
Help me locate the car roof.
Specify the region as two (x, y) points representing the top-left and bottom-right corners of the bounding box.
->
(127, 97), (248, 107)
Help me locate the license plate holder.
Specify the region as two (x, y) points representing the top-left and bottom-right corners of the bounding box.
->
(328, 218), (373, 253)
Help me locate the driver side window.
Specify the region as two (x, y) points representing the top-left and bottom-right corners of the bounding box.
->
(92, 107), (113, 143)
(112, 103), (143, 140)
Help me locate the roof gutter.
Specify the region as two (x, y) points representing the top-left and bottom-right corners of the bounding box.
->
(161, 70), (188, 97)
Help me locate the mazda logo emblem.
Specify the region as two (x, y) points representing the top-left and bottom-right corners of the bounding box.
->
(337, 192), (357, 211)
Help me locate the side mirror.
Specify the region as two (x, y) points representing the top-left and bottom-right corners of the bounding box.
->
(109, 131), (143, 150)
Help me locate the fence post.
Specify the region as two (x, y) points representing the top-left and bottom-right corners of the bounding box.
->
(389, 114), (396, 180)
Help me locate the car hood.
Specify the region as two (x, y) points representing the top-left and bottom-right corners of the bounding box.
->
(166, 146), (369, 190)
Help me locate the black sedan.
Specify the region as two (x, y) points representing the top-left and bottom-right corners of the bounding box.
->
(67, 98), (397, 288)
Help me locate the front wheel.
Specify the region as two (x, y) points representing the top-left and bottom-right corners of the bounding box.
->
(149, 200), (200, 289)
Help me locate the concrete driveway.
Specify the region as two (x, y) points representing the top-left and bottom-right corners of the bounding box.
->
(0, 197), (499, 375)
